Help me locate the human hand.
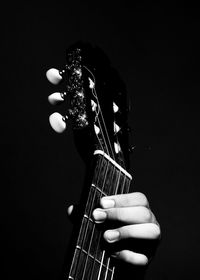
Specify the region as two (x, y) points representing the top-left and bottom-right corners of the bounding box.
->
(92, 192), (161, 266)
(67, 192), (161, 266)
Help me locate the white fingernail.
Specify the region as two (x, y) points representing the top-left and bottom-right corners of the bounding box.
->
(92, 209), (107, 222)
(104, 230), (120, 242)
(101, 198), (115, 209)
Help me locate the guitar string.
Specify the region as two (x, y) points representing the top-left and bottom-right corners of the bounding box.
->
(71, 65), (129, 279)
(83, 65), (116, 160)
(84, 72), (124, 278)
(80, 159), (110, 280)
(89, 164), (122, 280)
(68, 156), (104, 279)
(73, 109), (112, 280)
(88, 167), (116, 280)
(87, 161), (116, 280)
(85, 84), (132, 279)
(68, 64), (109, 280)
(72, 155), (104, 275)
(69, 153), (131, 279)
(78, 66), (116, 278)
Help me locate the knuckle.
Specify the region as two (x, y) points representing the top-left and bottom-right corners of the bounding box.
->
(142, 207), (152, 222)
(135, 192), (149, 207)
(151, 224), (161, 239)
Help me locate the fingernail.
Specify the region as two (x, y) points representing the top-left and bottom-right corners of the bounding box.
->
(104, 230), (120, 243)
(111, 252), (120, 258)
(92, 209), (107, 222)
(101, 198), (115, 209)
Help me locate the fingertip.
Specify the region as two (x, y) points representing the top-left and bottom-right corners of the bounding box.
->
(100, 197), (115, 209)
(112, 250), (149, 266)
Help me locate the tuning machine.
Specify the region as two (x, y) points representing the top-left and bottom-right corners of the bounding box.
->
(48, 91), (67, 105)
(49, 112), (68, 133)
(46, 68), (66, 85)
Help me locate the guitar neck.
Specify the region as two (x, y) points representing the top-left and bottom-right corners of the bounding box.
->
(67, 150), (132, 280)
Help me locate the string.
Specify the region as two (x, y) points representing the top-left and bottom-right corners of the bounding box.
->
(69, 63), (132, 279)
(83, 66), (116, 160)
(81, 160), (110, 280)
(89, 164), (121, 280)
(86, 161), (110, 280)
(79, 65), (117, 279)
(70, 62), (112, 279)
(68, 156), (104, 279)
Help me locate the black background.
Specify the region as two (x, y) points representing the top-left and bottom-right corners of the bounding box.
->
(1, 2), (199, 279)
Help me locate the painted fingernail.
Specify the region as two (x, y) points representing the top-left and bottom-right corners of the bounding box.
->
(104, 230), (120, 243)
(101, 198), (115, 209)
(92, 209), (107, 222)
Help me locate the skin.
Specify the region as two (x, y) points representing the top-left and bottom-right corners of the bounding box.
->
(68, 192), (161, 266)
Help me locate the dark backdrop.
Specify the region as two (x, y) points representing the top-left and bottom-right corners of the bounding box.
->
(1, 2), (199, 279)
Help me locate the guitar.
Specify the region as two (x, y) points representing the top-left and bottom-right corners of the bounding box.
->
(46, 42), (133, 280)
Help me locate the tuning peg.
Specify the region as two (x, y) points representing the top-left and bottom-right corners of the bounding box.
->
(113, 102), (119, 113)
(114, 122), (121, 134)
(48, 92), (66, 105)
(46, 68), (64, 85)
(114, 142), (121, 154)
(128, 146), (135, 153)
(49, 112), (68, 133)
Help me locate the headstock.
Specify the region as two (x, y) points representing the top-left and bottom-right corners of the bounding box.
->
(46, 42), (130, 168)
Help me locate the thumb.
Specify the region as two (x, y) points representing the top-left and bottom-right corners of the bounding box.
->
(66, 204), (82, 222)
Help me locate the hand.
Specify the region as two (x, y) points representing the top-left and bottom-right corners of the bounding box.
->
(67, 192), (161, 266)
(92, 192), (161, 266)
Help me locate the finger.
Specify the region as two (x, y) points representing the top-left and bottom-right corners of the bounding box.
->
(100, 192), (149, 209)
(92, 206), (156, 224)
(67, 204), (82, 222)
(103, 223), (161, 243)
(111, 250), (148, 266)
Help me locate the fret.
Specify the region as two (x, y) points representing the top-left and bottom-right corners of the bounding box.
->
(68, 246), (114, 280)
(91, 184), (107, 197)
(94, 150), (132, 180)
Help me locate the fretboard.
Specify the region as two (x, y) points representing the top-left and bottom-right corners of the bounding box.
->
(67, 150), (132, 280)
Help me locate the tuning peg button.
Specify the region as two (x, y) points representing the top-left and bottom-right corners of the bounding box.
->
(113, 102), (119, 113)
(114, 122), (120, 134)
(46, 68), (63, 85)
(48, 92), (66, 105)
(49, 112), (68, 133)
